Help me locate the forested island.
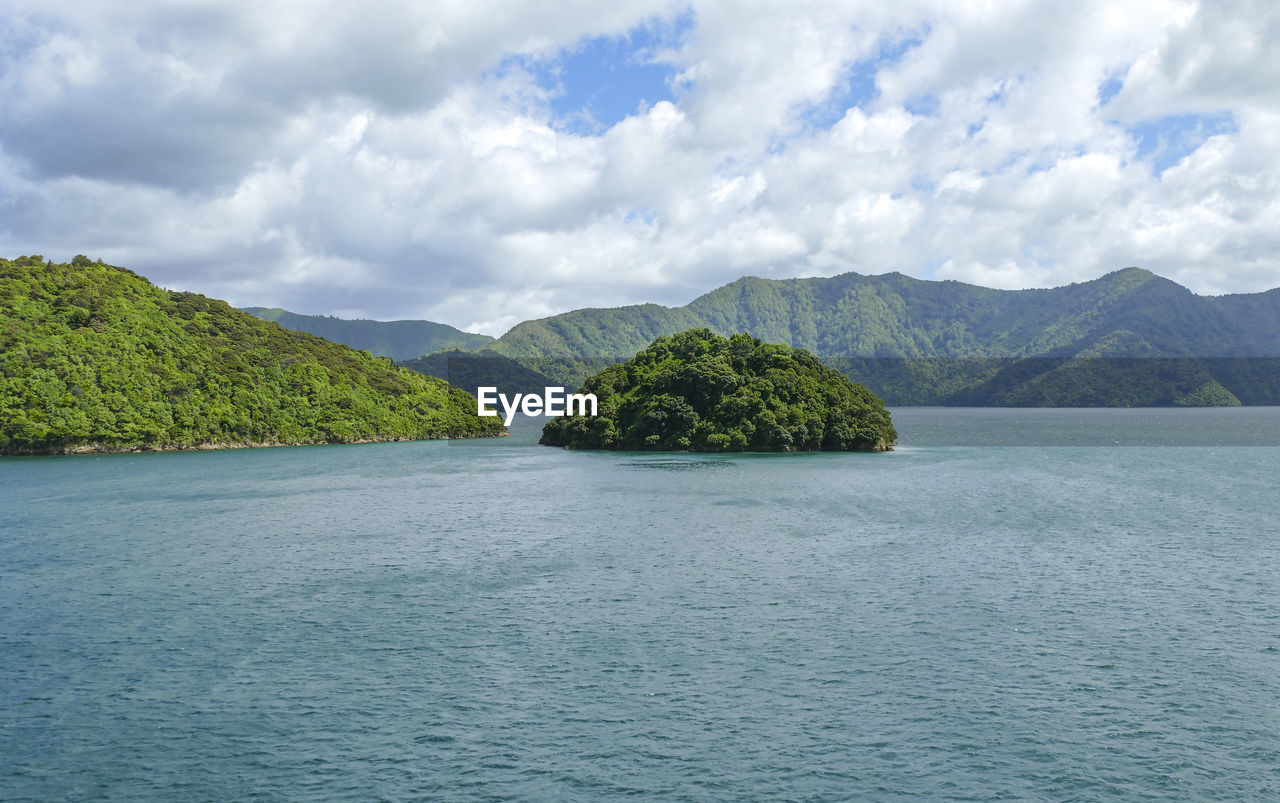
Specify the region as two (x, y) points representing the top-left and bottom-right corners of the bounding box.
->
(0, 256), (504, 455)
(540, 329), (896, 452)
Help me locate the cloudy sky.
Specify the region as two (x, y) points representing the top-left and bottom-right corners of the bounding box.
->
(2, 0), (1277, 335)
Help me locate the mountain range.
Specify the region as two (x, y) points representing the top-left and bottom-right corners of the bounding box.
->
(250, 268), (1280, 406)
(484, 268), (1279, 359)
(241, 307), (493, 361)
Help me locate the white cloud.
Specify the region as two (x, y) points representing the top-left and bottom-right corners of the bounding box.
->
(1, 0), (1278, 336)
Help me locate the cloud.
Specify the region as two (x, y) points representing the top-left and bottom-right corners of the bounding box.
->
(1, 0), (1277, 335)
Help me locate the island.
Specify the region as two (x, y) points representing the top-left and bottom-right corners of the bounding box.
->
(0, 255), (505, 455)
(539, 329), (896, 452)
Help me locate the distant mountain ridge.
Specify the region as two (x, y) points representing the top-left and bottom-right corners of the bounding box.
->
(244, 269), (1280, 407)
(242, 307), (493, 361)
(472, 268), (1280, 405)
(487, 268), (1280, 362)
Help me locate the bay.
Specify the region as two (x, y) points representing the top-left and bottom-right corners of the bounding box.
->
(2, 408), (1279, 800)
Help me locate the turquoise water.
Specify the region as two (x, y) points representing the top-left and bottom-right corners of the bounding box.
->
(2, 409), (1279, 800)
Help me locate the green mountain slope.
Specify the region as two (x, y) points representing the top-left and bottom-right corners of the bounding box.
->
(495, 268), (1269, 360)
(1, 256), (503, 454)
(540, 329), (895, 452)
(1209, 288), (1280, 356)
(242, 307), (493, 360)
(399, 348), (559, 399)
(482, 268), (1280, 405)
(490, 304), (704, 362)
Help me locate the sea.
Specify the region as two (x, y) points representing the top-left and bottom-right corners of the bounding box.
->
(2, 408), (1278, 801)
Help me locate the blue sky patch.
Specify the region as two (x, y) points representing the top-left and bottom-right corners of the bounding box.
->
(1097, 72), (1124, 106)
(624, 207), (659, 225)
(525, 15), (692, 134)
(1129, 111), (1237, 175)
(910, 174), (937, 193)
(904, 94), (940, 117)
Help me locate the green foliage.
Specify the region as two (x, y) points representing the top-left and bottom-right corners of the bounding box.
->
(0, 256), (503, 454)
(539, 329), (896, 452)
(1173, 380), (1242, 407)
(399, 348), (558, 398)
(241, 307), (493, 361)
(486, 268), (1280, 406)
(489, 304), (703, 362)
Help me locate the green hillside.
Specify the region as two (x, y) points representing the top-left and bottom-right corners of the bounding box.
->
(540, 329), (895, 452)
(399, 348), (559, 399)
(1209, 288), (1280, 356)
(491, 303), (704, 362)
(494, 268), (1270, 360)
(1, 256), (504, 455)
(242, 307), (493, 360)
(482, 268), (1280, 405)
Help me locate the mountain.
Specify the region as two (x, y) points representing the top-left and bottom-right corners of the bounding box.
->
(471, 268), (1280, 405)
(491, 268), (1272, 360)
(1, 256), (503, 455)
(242, 307), (492, 361)
(399, 348), (559, 399)
(1208, 288), (1280, 355)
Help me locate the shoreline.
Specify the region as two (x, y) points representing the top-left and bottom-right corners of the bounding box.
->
(1, 430), (510, 457)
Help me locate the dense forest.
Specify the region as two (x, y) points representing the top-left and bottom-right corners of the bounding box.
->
(449, 268), (1279, 405)
(399, 349), (562, 399)
(242, 307), (492, 361)
(1, 256), (503, 455)
(228, 268), (1279, 407)
(492, 268), (1279, 360)
(539, 329), (896, 452)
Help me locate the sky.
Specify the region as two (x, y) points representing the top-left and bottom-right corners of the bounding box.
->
(2, 0), (1278, 336)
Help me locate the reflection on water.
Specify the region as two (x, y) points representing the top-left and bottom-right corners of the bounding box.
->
(620, 457), (737, 471)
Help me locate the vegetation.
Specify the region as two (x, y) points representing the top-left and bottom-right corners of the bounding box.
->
(827, 356), (1270, 406)
(234, 269), (1279, 408)
(400, 348), (620, 397)
(479, 268), (1280, 406)
(1, 256), (503, 454)
(399, 348), (558, 399)
(539, 329), (896, 452)
(242, 307), (492, 361)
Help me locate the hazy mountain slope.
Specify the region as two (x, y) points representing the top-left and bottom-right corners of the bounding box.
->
(1028, 269), (1243, 357)
(242, 307), (493, 361)
(1208, 288), (1280, 356)
(399, 349), (558, 399)
(487, 304), (704, 361)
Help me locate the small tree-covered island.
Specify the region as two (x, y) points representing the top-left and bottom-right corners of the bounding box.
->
(0, 255), (505, 455)
(539, 329), (897, 452)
